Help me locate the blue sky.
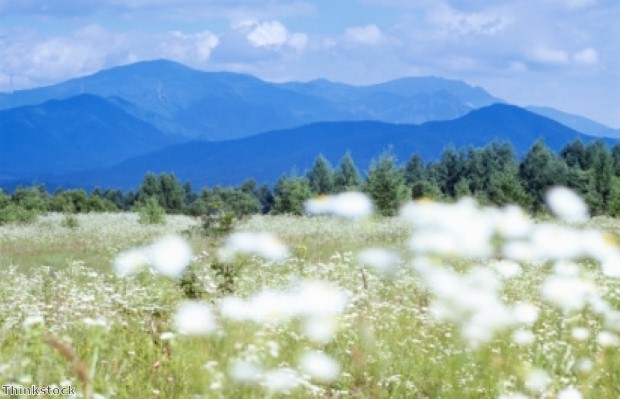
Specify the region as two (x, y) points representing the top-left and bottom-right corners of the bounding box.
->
(0, 0), (618, 127)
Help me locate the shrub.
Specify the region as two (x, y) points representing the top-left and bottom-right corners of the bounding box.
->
(134, 196), (166, 225)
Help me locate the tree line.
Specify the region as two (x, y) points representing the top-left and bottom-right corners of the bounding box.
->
(2, 138), (620, 224)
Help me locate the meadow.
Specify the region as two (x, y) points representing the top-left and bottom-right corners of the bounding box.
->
(1, 192), (620, 398)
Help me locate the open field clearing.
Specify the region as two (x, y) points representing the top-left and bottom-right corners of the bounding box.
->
(2, 198), (620, 398)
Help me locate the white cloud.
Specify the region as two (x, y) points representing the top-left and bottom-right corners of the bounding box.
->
(158, 31), (219, 62)
(343, 24), (383, 45)
(0, 25), (219, 90)
(238, 20), (307, 51)
(573, 47), (599, 65)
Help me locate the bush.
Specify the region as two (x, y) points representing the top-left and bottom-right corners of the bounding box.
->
(134, 196), (166, 225)
(0, 204), (38, 225)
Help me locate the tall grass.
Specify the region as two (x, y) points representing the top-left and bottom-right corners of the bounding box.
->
(1, 194), (620, 398)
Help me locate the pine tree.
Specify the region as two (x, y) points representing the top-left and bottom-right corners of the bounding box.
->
(307, 155), (334, 194)
(272, 175), (313, 215)
(403, 154), (426, 186)
(363, 152), (410, 216)
(519, 140), (568, 212)
(333, 152), (362, 192)
(159, 173), (185, 213)
(560, 139), (588, 169)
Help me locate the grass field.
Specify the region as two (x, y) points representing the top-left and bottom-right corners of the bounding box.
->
(1, 198), (620, 398)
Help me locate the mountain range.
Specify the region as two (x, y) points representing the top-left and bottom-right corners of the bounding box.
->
(0, 59), (618, 190)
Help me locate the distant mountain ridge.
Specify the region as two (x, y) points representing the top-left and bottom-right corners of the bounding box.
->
(16, 103), (613, 191)
(0, 59), (501, 140)
(0, 94), (180, 178)
(1, 59), (619, 190)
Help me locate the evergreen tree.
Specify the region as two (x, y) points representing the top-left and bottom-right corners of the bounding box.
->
(519, 140), (568, 212)
(433, 146), (463, 197)
(159, 173), (184, 213)
(403, 154), (426, 186)
(363, 152), (410, 216)
(272, 175), (313, 215)
(611, 145), (620, 176)
(137, 172), (162, 203)
(590, 142), (613, 213)
(454, 177), (472, 198)
(183, 181), (198, 209)
(560, 139), (588, 169)
(607, 176), (620, 217)
(333, 152), (361, 192)
(411, 180), (443, 200)
(307, 155), (334, 194)
(487, 172), (530, 208)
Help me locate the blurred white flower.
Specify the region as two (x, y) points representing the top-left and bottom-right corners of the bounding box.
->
(173, 301), (217, 336)
(558, 386), (582, 399)
(358, 248), (401, 276)
(524, 368), (551, 392)
(299, 351), (341, 382)
(83, 317), (108, 328)
(403, 198), (495, 257)
(230, 359), (262, 383)
(492, 259), (522, 279)
(220, 232), (289, 262)
(498, 393), (529, 399)
(262, 367), (300, 393)
(575, 358), (594, 373)
(512, 329), (535, 346)
(301, 317), (337, 344)
(546, 186), (588, 223)
(512, 302), (539, 325)
(305, 191), (373, 219)
(146, 235), (193, 278)
(571, 327), (590, 341)
(113, 248), (149, 276)
(23, 315), (44, 327)
(600, 254), (620, 277)
(541, 275), (595, 312)
(494, 205), (533, 239)
(298, 281), (347, 314)
(597, 331), (619, 347)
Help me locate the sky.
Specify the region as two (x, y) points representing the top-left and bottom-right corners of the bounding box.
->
(0, 0), (618, 127)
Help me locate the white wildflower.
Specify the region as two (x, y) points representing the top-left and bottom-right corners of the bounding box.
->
(558, 386), (582, 399)
(113, 248), (149, 276)
(494, 205), (533, 239)
(512, 329), (535, 346)
(524, 369), (551, 392)
(262, 367), (300, 393)
(512, 302), (539, 325)
(299, 351), (341, 382)
(146, 235), (193, 278)
(575, 358), (594, 373)
(305, 191), (373, 219)
(83, 317), (108, 328)
(358, 248), (401, 276)
(230, 360), (262, 383)
(221, 232), (289, 262)
(597, 331), (619, 347)
(159, 332), (175, 341)
(571, 327), (590, 341)
(301, 317), (337, 344)
(492, 259), (522, 279)
(23, 315), (44, 327)
(173, 301), (217, 336)
(546, 186), (588, 223)
(541, 275), (595, 312)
